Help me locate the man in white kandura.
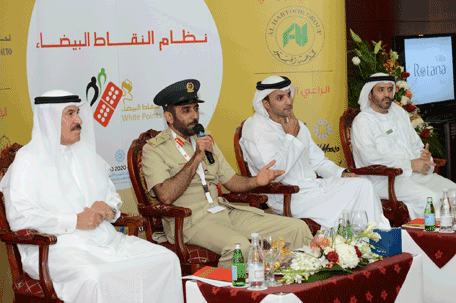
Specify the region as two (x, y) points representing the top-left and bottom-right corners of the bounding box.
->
(0, 91), (183, 303)
(240, 76), (390, 230)
(351, 72), (456, 219)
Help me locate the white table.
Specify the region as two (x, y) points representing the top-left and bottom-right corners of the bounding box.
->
(186, 254), (423, 303)
(402, 229), (454, 303)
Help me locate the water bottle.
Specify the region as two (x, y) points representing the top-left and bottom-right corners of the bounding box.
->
(424, 197), (435, 231)
(248, 233), (264, 288)
(232, 243), (246, 287)
(440, 189), (454, 233)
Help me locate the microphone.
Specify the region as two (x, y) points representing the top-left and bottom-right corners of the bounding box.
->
(194, 123), (215, 164)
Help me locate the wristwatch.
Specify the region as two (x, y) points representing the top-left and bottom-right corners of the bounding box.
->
(343, 168), (351, 173)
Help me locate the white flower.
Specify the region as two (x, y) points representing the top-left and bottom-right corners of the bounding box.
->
(390, 51), (399, 60)
(333, 235), (346, 246)
(401, 96), (410, 105)
(335, 244), (359, 269)
(323, 246), (334, 255)
(411, 117), (425, 129)
(369, 232), (381, 242)
(352, 56), (361, 65)
(396, 80), (411, 90)
(365, 222), (377, 235)
(399, 66), (404, 72)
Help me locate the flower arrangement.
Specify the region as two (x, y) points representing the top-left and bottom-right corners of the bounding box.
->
(277, 222), (383, 284)
(347, 29), (446, 158)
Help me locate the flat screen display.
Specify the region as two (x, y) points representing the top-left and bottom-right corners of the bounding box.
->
(404, 36), (455, 105)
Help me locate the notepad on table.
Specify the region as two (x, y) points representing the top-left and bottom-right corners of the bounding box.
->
(193, 266), (232, 282)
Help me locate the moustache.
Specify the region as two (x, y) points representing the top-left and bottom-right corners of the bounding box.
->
(188, 120), (198, 127)
(71, 124), (82, 131)
(382, 97), (392, 102)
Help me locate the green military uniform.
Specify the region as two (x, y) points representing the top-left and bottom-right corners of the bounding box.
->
(142, 127), (312, 268)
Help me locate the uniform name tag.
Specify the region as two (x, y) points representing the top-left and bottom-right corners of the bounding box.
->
(386, 129), (393, 135)
(207, 205), (225, 213)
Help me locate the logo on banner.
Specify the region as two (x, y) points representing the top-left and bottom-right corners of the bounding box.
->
(115, 149), (126, 163)
(313, 120), (332, 140)
(265, 6), (325, 65)
(0, 135), (11, 154)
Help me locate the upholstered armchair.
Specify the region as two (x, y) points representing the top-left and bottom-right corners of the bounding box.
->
(234, 121), (321, 235)
(0, 143), (146, 302)
(127, 129), (269, 275)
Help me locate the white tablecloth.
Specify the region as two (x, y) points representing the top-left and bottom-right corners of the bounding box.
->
(402, 229), (454, 303)
(186, 254), (423, 303)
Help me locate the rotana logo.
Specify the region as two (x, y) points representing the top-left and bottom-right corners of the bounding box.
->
(266, 6), (325, 65)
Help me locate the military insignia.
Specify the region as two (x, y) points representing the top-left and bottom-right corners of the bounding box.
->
(186, 82), (194, 93)
(386, 129), (393, 135)
(175, 138), (185, 147)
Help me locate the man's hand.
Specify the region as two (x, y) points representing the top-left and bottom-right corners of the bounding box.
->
(91, 201), (115, 221)
(194, 136), (213, 162)
(76, 207), (104, 230)
(256, 160), (285, 186)
(279, 111), (300, 137)
(420, 143), (432, 162)
(342, 172), (358, 178)
(411, 158), (435, 175)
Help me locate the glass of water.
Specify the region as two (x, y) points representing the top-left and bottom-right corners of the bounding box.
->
(351, 210), (368, 237)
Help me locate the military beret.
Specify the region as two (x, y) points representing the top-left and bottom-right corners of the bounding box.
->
(153, 79), (205, 108)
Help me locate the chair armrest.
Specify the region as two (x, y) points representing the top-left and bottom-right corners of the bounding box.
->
(138, 203), (192, 218)
(113, 213), (145, 227)
(0, 229), (57, 246)
(112, 213), (147, 236)
(351, 165), (403, 176)
(222, 193), (268, 208)
(249, 182), (300, 194)
(351, 165), (403, 213)
(139, 204), (191, 265)
(0, 229), (57, 297)
(434, 158), (447, 167)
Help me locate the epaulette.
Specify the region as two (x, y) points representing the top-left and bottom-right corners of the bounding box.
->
(146, 133), (172, 147)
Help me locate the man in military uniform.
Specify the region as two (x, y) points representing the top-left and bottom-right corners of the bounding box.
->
(142, 79), (312, 268)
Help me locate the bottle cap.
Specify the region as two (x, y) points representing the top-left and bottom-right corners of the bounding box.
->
(234, 243), (241, 249)
(427, 197), (433, 200)
(251, 233), (259, 238)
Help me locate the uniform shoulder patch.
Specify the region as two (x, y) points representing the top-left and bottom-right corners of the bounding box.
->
(146, 132), (172, 147)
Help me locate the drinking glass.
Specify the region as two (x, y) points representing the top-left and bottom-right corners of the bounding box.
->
(449, 189), (456, 230)
(351, 210), (368, 237)
(261, 235), (282, 287)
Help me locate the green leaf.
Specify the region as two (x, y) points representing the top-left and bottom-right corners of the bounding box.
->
(350, 29), (362, 43)
(374, 40), (382, 54)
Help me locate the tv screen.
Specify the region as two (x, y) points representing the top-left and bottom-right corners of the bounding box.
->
(403, 35), (455, 105)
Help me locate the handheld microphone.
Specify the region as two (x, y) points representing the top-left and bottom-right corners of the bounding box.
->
(194, 123), (215, 164)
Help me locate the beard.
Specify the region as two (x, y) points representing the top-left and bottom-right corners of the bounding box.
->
(173, 116), (198, 137)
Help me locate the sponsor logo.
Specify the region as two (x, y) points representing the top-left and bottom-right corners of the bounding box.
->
(314, 120), (332, 140)
(413, 63), (447, 77)
(265, 6), (325, 65)
(115, 149), (126, 163)
(317, 143), (340, 153)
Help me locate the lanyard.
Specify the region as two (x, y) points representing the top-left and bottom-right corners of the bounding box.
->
(171, 130), (214, 204)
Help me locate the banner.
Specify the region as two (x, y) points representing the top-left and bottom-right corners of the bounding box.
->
(25, 0), (223, 189)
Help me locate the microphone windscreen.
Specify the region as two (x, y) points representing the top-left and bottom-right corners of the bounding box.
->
(194, 123), (205, 135)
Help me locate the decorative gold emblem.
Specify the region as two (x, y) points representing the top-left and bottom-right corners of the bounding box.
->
(186, 82), (194, 93)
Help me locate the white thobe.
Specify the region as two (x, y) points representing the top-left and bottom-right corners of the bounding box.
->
(241, 114), (390, 230)
(351, 104), (456, 219)
(2, 146), (183, 303)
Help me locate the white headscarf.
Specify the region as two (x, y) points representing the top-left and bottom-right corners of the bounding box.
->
(1, 90), (108, 217)
(242, 76), (295, 142)
(358, 72), (395, 111)
(252, 76), (295, 118)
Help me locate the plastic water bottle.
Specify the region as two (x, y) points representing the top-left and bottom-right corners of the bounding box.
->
(440, 189), (454, 233)
(248, 233), (264, 288)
